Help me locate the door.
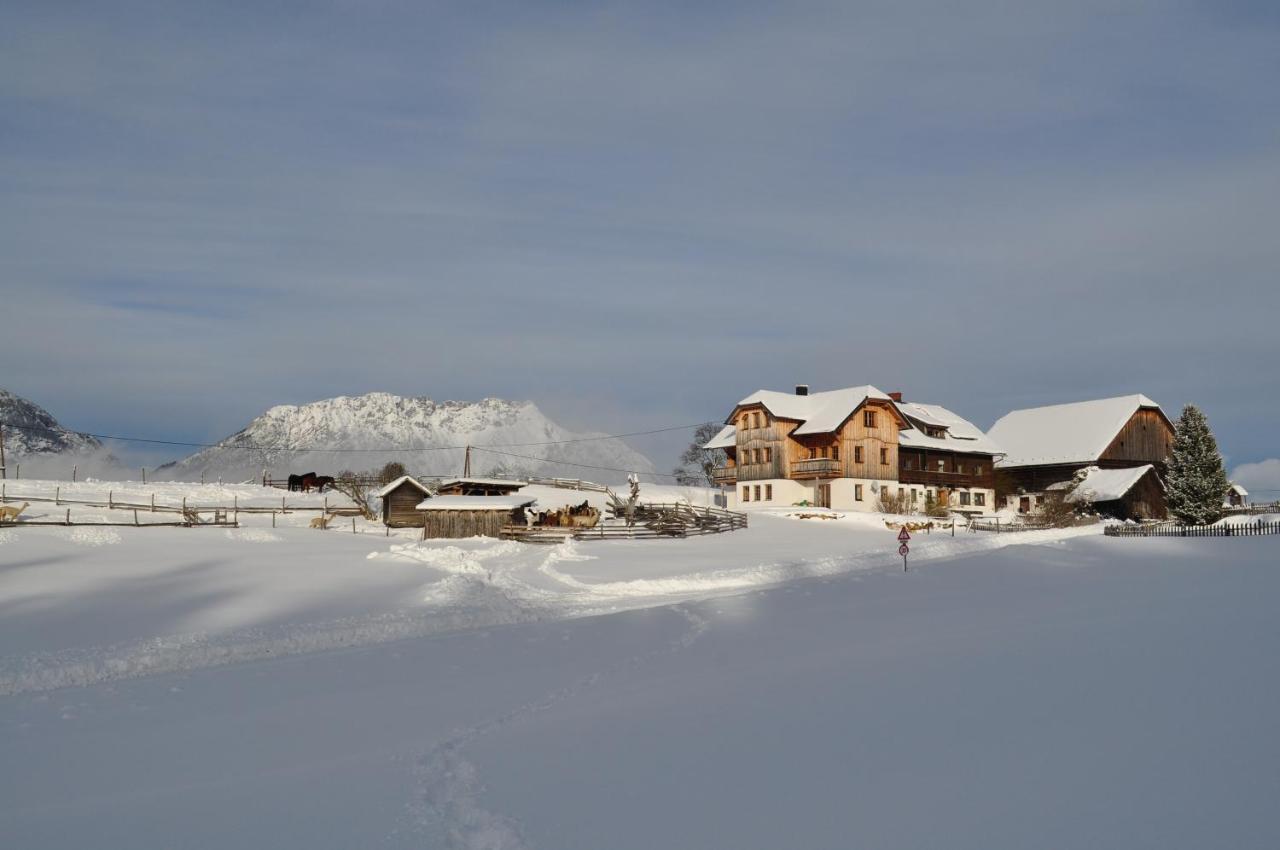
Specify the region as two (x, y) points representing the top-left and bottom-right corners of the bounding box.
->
(817, 483), (831, 508)
(1019, 496), (1031, 514)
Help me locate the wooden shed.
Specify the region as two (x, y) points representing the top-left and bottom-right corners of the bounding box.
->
(377, 476), (432, 527)
(414, 495), (536, 539)
(434, 477), (528, 497)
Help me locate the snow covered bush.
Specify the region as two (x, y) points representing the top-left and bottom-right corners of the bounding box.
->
(1165, 404), (1231, 525)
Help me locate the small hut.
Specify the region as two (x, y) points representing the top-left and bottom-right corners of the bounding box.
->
(414, 495), (536, 539)
(1225, 483), (1249, 508)
(434, 477), (528, 497)
(1051, 464), (1166, 521)
(377, 476), (433, 527)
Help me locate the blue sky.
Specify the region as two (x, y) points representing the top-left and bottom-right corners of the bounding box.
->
(2, 0), (1278, 474)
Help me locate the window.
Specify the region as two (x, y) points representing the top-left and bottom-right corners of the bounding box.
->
(831, 446), (839, 461)
(809, 447), (819, 460)
(956, 461), (965, 474)
(754, 485), (762, 501)
(821, 446), (829, 459)
(880, 447), (889, 465)
(898, 487), (905, 499)
(764, 447), (773, 463)
(754, 448), (762, 464)
(937, 459), (946, 472)
(959, 491), (971, 506)
(855, 484), (863, 501)
(904, 456), (915, 470)
(974, 464), (983, 476)
(765, 484), (773, 500)
(975, 492), (986, 507)
(742, 486), (750, 502)
(864, 410), (877, 428)
(854, 446), (864, 463)
(911, 489), (918, 503)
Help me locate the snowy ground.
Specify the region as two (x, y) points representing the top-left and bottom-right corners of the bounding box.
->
(2, 479), (1277, 847)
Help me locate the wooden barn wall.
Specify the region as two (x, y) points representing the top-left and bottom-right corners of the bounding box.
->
(1121, 470), (1167, 520)
(1100, 409), (1174, 467)
(422, 509), (513, 539)
(898, 450), (996, 490)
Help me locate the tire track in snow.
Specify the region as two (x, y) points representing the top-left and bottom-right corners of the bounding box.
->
(409, 603), (712, 849)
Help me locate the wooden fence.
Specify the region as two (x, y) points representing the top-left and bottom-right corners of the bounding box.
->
(1221, 502), (1280, 517)
(1104, 520), (1280, 538)
(967, 518), (1053, 533)
(503, 503), (748, 543)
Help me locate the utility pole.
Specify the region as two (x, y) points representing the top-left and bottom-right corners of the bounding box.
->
(463, 444), (472, 478)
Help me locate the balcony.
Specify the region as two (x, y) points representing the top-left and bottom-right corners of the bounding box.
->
(791, 458), (841, 478)
(711, 466), (738, 485)
(898, 468), (984, 488)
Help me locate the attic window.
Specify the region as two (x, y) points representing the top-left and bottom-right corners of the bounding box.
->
(864, 410), (877, 428)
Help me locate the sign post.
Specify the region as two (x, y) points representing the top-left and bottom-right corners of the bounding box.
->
(897, 526), (911, 571)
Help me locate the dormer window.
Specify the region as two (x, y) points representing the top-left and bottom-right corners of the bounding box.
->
(926, 426), (945, 438)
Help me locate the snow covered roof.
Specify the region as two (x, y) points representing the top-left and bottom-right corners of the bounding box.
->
(435, 478), (528, 489)
(1229, 483), (1249, 497)
(988, 394), (1166, 467)
(732, 386), (895, 436)
(703, 424), (737, 450)
(375, 475), (429, 498)
(1047, 465), (1158, 503)
(415, 495), (536, 511)
(896, 402), (1003, 456)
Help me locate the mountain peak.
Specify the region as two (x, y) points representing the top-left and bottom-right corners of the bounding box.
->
(0, 389), (101, 457)
(163, 392), (655, 483)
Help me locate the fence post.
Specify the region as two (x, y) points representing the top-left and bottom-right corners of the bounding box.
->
(56, 487), (60, 506)
(109, 491), (113, 510)
(352, 516), (357, 534)
(151, 493), (155, 513)
(72, 465), (77, 483)
(272, 511), (276, 528)
(66, 508), (70, 525)
(134, 509), (139, 527)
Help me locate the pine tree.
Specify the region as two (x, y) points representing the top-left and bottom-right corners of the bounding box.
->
(1164, 405), (1231, 525)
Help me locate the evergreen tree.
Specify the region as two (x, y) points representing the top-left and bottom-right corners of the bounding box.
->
(1164, 405), (1231, 525)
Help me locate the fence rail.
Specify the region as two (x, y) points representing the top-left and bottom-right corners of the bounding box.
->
(967, 518), (1053, 533)
(1222, 503), (1280, 516)
(1105, 520), (1280, 538)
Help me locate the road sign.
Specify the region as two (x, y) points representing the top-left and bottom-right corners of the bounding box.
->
(897, 527), (911, 542)
(898, 543), (909, 556)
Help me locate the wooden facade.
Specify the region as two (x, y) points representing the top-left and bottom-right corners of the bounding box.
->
(1098, 408), (1175, 468)
(436, 479), (527, 497)
(420, 506), (527, 539)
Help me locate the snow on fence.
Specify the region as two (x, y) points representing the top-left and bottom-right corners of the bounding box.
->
(1221, 502), (1280, 516)
(1104, 521), (1280, 538)
(967, 518), (1053, 533)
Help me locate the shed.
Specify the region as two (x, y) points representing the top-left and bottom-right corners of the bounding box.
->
(414, 495), (537, 539)
(434, 477), (528, 497)
(1049, 464), (1166, 521)
(1225, 483), (1249, 507)
(377, 476), (432, 527)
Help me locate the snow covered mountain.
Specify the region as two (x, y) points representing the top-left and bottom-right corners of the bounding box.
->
(0, 388), (101, 457)
(159, 393), (657, 483)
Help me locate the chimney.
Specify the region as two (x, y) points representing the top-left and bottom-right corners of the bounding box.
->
(795, 384), (809, 396)
(888, 391), (903, 402)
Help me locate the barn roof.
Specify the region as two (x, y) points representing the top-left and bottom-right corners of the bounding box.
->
(435, 478), (527, 489)
(1048, 464), (1159, 503)
(375, 475), (430, 498)
(415, 495), (536, 511)
(988, 394), (1165, 468)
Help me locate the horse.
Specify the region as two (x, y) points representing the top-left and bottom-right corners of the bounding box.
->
(311, 475), (335, 493)
(288, 472), (318, 492)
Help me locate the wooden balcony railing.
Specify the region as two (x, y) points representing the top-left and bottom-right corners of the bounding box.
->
(791, 458), (841, 477)
(898, 468), (990, 488)
(711, 466), (738, 484)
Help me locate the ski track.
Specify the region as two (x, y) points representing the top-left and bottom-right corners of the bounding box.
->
(409, 603), (712, 849)
(0, 526), (1096, 696)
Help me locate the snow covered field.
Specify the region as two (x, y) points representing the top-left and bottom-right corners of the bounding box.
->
(2, 479), (1277, 848)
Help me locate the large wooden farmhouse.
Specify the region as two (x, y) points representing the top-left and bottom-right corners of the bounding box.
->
(986, 394), (1174, 519)
(704, 385), (1001, 513)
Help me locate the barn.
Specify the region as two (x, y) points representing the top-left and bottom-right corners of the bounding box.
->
(414, 495), (537, 539)
(377, 476), (432, 527)
(434, 478), (528, 497)
(1051, 464), (1165, 521)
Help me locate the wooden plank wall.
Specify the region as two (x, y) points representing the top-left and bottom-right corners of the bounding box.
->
(384, 483), (428, 527)
(837, 400), (899, 479)
(1101, 409), (1174, 466)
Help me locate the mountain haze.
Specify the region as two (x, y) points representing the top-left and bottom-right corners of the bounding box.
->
(159, 393), (657, 483)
